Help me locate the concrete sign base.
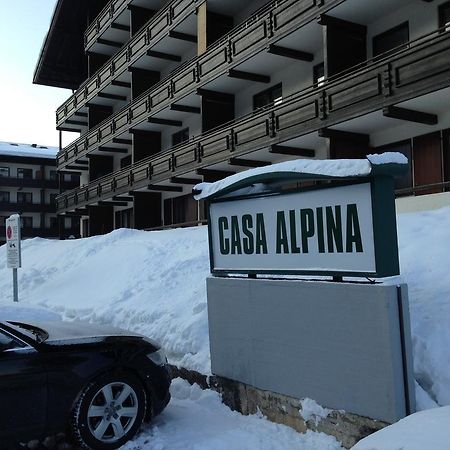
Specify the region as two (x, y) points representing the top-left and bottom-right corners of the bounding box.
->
(207, 277), (415, 423)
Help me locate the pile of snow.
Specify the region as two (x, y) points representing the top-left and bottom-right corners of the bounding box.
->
(0, 227), (210, 372)
(351, 406), (450, 450)
(0, 206), (450, 409)
(396, 206), (450, 408)
(122, 378), (343, 450)
(300, 398), (332, 426)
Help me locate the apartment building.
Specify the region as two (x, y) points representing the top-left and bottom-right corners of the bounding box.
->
(0, 142), (80, 244)
(34, 0), (450, 236)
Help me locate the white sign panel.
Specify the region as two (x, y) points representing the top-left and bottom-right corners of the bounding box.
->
(6, 214), (22, 269)
(209, 183), (376, 274)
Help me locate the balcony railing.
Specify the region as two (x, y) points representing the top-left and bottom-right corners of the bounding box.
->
(0, 201), (56, 213)
(56, 28), (450, 213)
(0, 176), (59, 189)
(56, 0), (339, 134)
(85, 0), (130, 50)
(57, 0), (199, 126)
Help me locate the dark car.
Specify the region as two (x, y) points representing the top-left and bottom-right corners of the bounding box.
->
(0, 320), (171, 449)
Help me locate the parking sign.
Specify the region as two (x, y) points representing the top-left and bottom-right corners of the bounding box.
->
(6, 214), (22, 268)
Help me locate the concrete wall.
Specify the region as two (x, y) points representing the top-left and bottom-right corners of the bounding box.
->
(207, 277), (415, 423)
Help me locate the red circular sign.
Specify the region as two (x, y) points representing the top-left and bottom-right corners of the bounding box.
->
(6, 226), (12, 240)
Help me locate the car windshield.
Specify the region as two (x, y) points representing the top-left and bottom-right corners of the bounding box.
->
(7, 322), (49, 343)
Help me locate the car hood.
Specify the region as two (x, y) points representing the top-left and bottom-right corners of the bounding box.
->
(7, 320), (154, 347)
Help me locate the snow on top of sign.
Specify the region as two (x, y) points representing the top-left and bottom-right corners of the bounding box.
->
(367, 152), (408, 165)
(0, 141), (58, 159)
(194, 152), (407, 200)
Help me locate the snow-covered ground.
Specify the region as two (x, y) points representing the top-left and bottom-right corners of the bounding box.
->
(122, 378), (342, 450)
(352, 406), (450, 450)
(1, 206), (450, 449)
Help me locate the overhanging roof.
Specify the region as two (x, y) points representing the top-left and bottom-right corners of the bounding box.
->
(33, 0), (107, 90)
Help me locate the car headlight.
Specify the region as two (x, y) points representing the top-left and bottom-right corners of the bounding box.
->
(147, 348), (168, 366)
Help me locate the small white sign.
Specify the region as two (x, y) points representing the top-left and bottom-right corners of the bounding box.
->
(6, 214), (22, 269)
(209, 183), (376, 275)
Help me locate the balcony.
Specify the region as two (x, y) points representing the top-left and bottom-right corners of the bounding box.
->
(0, 201), (56, 214)
(56, 0), (200, 130)
(84, 0), (131, 53)
(56, 28), (450, 213)
(55, 0), (336, 134)
(0, 176), (59, 189)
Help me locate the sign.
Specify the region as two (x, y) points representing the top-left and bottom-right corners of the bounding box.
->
(208, 180), (399, 277)
(6, 214), (22, 269)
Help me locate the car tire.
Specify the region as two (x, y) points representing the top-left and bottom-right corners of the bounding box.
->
(69, 372), (147, 449)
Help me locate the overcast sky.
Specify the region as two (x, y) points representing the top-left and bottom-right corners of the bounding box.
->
(0, 0), (78, 149)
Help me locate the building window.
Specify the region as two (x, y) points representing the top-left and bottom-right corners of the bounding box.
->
(49, 193), (57, 205)
(50, 217), (58, 229)
(313, 63), (325, 87)
(49, 170), (57, 181)
(373, 22), (409, 58)
(21, 217), (33, 228)
(0, 191), (10, 202)
(0, 167), (10, 177)
(17, 168), (33, 179)
(253, 83), (283, 110)
(439, 1), (450, 30)
(172, 128), (189, 147)
(17, 192), (33, 204)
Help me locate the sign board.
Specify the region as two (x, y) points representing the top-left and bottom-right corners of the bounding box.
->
(6, 214), (22, 269)
(208, 179), (400, 278)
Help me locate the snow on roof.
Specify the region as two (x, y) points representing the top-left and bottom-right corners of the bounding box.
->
(194, 152), (408, 200)
(0, 141), (58, 159)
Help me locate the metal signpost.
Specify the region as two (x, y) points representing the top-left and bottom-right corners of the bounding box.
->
(5, 214), (22, 302)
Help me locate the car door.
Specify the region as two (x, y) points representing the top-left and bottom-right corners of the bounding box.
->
(0, 328), (48, 442)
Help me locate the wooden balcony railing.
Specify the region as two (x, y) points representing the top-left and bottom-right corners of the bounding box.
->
(56, 28), (450, 213)
(57, 0), (200, 126)
(56, 0), (340, 136)
(84, 0), (130, 50)
(0, 176), (59, 189)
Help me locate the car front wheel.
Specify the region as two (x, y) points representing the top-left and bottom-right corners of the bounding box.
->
(70, 373), (147, 449)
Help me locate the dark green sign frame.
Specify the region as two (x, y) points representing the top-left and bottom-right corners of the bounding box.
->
(200, 163), (405, 278)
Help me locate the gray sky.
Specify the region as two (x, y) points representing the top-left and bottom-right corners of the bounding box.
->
(0, 0), (77, 148)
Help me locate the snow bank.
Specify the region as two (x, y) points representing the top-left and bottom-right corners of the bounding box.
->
(351, 406), (450, 450)
(122, 378), (343, 450)
(396, 206), (450, 407)
(0, 227), (211, 373)
(0, 206), (449, 408)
